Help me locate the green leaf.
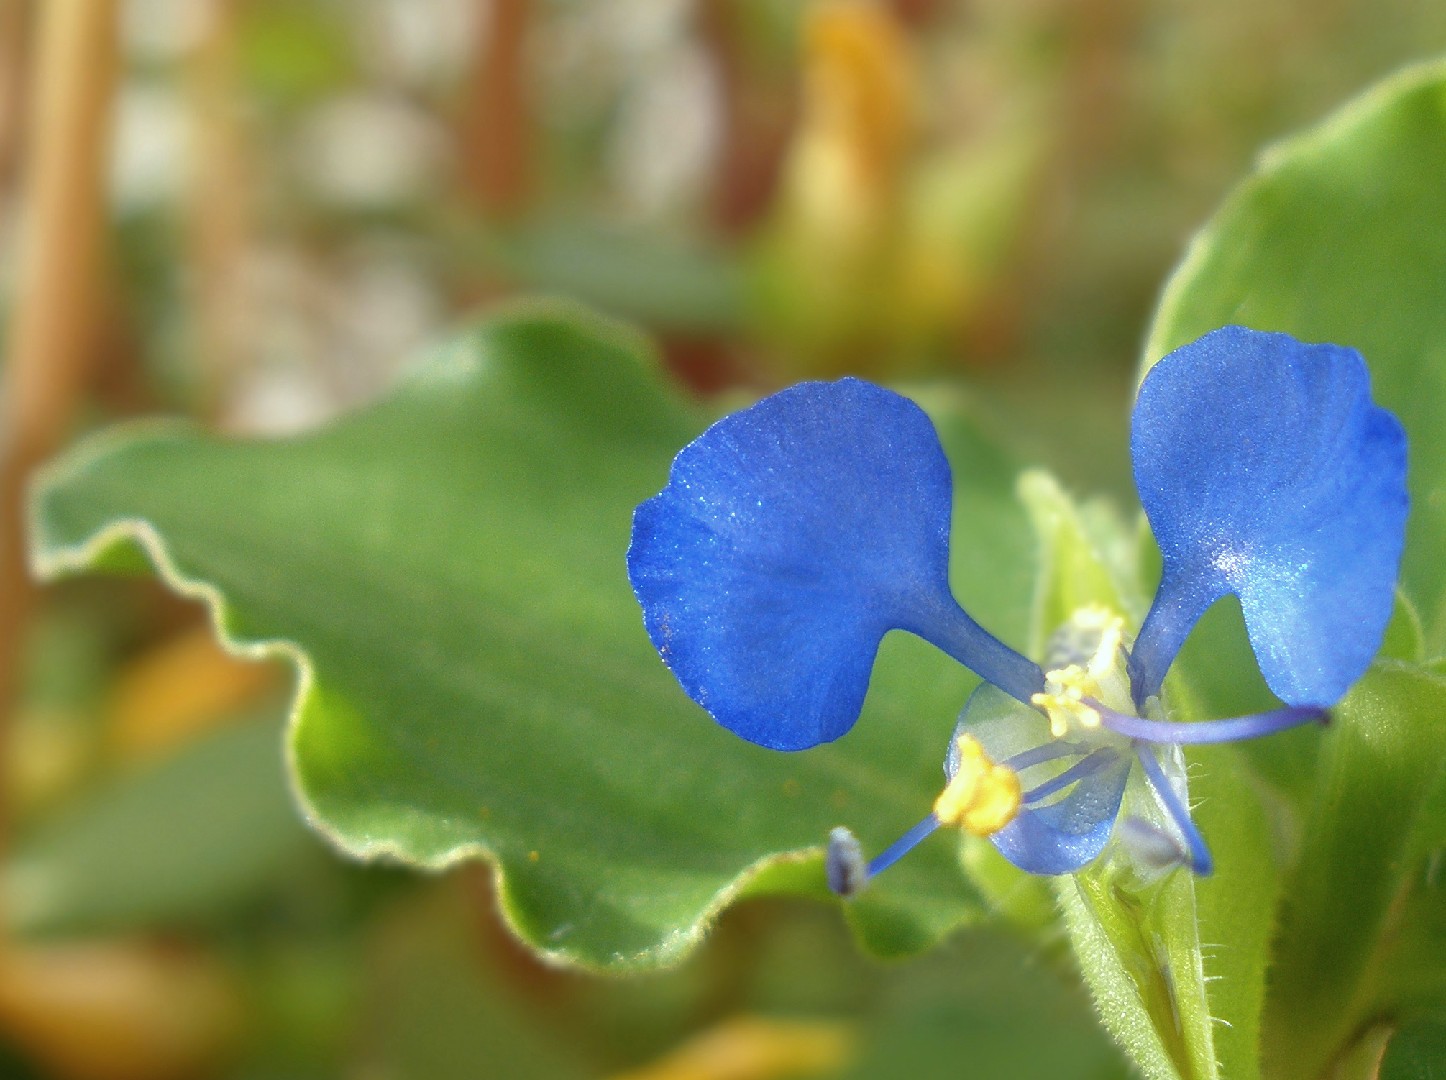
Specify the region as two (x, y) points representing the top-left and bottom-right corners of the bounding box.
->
(5, 712), (319, 934)
(454, 217), (746, 335)
(30, 300), (1033, 969)
(1144, 59), (1446, 652)
(1380, 1016), (1446, 1080)
(1262, 661), (1446, 1080)
(839, 927), (1131, 1080)
(1379, 873), (1446, 1037)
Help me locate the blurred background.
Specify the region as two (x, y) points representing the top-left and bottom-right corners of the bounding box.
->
(1, 1), (1444, 1077)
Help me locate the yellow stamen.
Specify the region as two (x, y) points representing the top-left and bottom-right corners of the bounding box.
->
(1031, 607), (1131, 737)
(1031, 663), (1105, 738)
(933, 735), (1021, 836)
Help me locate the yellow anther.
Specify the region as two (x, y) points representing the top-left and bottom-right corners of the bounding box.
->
(1032, 663), (1105, 738)
(933, 736), (1021, 836)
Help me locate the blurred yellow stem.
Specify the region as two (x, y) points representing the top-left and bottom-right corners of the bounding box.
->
(0, 3), (30, 191)
(0, 0), (118, 833)
(458, 0), (533, 219)
(185, 0), (250, 422)
(609, 1016), (852, 1080)
(0, 941), (240, 1080)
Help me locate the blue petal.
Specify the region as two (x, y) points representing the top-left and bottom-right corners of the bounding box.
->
(628, 378), (1039, 751)
(952, 685), (1130, 874)
(1130, 327), (1408, 707)
(990, 759), (1131, 875)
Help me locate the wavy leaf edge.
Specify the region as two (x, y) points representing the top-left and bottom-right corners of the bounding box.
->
(24, 302), (851, 974)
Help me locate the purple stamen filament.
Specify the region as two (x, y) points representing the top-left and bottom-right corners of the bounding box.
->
(1086, 699), (1327, 744)
(1021, 749), (1117, 806)
(1134, 743), (1212, 874)
(1004, 741), (1091, 771)
(865, 813), (940, 878)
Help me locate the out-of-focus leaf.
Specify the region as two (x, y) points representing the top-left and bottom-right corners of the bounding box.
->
(1262, 662), (1446, 1080)
(239, 3), (355, 109)
(5, 712), (317, 935)
(355, 883), (591, 1080)
(31, 301), (1036, 969)
(459, 219), (745, 334)
(1380, 868), (1446, 1038)
(1380, 1016), (1446, 1080)
(839, 928), (1130, 1080)
(1144, 59), (1446, 652)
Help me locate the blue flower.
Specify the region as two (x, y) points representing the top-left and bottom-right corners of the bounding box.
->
(627, 327), (1407, 891)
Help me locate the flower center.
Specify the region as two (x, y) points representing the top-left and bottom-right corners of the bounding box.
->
(1030, 605), (1136, 739)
